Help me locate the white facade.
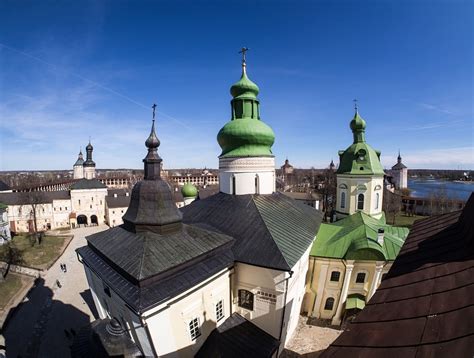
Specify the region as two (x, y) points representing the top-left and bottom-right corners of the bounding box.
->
(70, 188), (108, 225)
(336, 175), (384, 220)
(392, 167), (408, 190)
(83, 263), (232, 357)
(84, 166), (96, 180)
(73, 164), (84, 180)
(105, 206), (127, 227)
(219, 157), (276, 195)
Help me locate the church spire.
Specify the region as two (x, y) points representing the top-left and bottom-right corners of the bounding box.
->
(143, 105), (162, 180)
(350, 101), (366, 143)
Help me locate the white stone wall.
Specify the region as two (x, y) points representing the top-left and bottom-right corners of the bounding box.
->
(52, 199), (72, 229)
(336, 174), (384, 219)
(219, 157), (276, 195)
(83, 166), (96, 180)
(105, 206), (127, 227)
(70, 188), (107, 225)
(7, 203), (54, 232)
(73, 165), (84, 179)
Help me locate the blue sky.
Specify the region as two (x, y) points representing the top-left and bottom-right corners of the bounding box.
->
(0, 0), (472, 171)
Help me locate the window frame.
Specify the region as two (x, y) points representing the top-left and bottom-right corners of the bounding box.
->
(330, 271), (341, 282)
(238, 289), (254, 311)
(355, 272), (366, 284)
(357, 193), (364, 210)
(215, 299), (224, 322)
(324, 297), (335, 310)
(188, 317), (201, 341)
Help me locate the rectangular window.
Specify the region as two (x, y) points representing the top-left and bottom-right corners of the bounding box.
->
(330, 271), (340, 282)
(188, 318), (201, 340)
(215, 300), (224, 321)
(356, 272), (366, 283)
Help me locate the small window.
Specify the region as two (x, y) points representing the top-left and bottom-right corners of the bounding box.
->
(65, 207), (67, 210)
(112, 211), (115, 214)
(238, 289), (254, 310)
(188, 318), (201, 340)
(90, 205), (92, 209)
(340, 192), (346, 209)
(255, 175), (259, 194)
(232, 176), (236, 195)
(100, 200), (102, 205)
(91, 197), (94, 202)
(324, 297), (335, 310)
(375, 193), (380, 210)
(216, 300), (224, 321)
(330, 271), (340, 282)
(357, 194), (364, 210)
(356, 272), (366, 283)
(78, 200), (81, 205)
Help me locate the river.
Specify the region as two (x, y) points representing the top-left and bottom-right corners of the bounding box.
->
(408, 179), (474, 201)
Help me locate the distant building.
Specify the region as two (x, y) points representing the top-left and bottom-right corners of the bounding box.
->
(390, 151), (408, 189)
(73, 149), (85, 179)
(0, 203), (11, 244)
(281, 158), (294, 176)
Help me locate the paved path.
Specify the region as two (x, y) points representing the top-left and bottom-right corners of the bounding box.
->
(4, 225), (107, 358)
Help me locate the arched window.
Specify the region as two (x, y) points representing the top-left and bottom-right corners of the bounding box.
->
(375, 193), (380, 209)
(255, 175), (259, 194)
(232, 176), (236, 195)
(340, 192), (346, 209)
(324, 297), (335, 310)
(357, 194), (364, 210)
(238, 289), (254, 310)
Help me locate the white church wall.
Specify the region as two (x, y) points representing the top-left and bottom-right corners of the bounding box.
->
(70, 188), (107, 225)
(219, 157), (276, 195)
(336, 174), (384, 219)
(144, 268), (231, 357)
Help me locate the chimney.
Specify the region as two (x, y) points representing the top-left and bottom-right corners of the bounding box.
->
(377, 228), (385, 245)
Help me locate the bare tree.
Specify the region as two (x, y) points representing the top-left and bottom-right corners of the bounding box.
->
(21, 190), (46, 244)
(383, 187), (401, 225)
(0, 241), (24, 279)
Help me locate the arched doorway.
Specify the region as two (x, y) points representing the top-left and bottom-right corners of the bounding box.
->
(77, 215), (88, 226)
(91, 215), (98, 225)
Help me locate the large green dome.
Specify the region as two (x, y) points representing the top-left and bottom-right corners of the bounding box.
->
(218, 62), (275, 158)
(181, 182), (198, 198)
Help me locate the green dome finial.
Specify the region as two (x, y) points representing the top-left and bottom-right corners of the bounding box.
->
(217, 49), (275, 158)
(350, 101), (366, 143)
(181, 182), (198, 198)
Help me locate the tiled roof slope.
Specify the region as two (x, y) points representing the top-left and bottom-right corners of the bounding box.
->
(321, 194), (474, 358)
(311, 211), (409, 260)
(71, 178), (107, 190)
(0, 190), (70, 205)
(196, 313), (279, 358)
(181, 192), (322, 271)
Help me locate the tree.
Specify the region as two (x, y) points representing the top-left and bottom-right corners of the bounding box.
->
(383, 187), (401, 225)
(0, 241), (24, 279)
(21, 190), (46, 244)
(316, 168), (336, 220)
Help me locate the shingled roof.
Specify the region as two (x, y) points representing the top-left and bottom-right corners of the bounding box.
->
(181, 192), (322, 271)
(71, 178), (107, 190)
(321, 193), (474, 358)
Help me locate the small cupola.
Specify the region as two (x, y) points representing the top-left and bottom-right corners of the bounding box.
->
(122, 108), (183, 234)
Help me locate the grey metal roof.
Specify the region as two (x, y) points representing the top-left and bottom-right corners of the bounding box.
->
(71, 179), (107, 190)
(0, 190), (70, 205)
(77, 244), (233, 313)
(196, 312), (279, 358)
(105, 195), (130, 209)
(391, 162), (407, 170)
(181, 192), (322, 271)
(85, 224), (234, 282)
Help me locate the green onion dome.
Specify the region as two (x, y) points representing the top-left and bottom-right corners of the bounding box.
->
(337, 110), (385, 176)
(350, 110), (367, 132)
(217, 63), (275, 158)
(181, 182), (198, 198)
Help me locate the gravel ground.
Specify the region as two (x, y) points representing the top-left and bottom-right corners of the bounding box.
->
(281, 315), (343, 357)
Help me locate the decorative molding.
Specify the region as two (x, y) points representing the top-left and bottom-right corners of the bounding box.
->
(219, 157), (275, 171)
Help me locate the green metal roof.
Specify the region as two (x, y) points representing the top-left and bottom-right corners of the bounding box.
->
(217, 62), (275, 158)
(336, 110), (385, 176)
(310, 211), (409, 261)
(346, 294), (366, 310)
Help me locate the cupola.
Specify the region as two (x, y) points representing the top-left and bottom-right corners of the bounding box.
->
(217, 51), (275, 158)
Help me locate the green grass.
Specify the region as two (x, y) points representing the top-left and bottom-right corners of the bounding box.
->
(0, 235), (69, 269)
(386, 214), (428, 228)
(0, 273), (23, 309)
